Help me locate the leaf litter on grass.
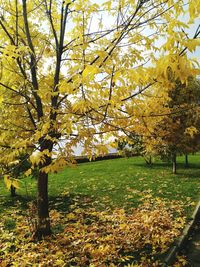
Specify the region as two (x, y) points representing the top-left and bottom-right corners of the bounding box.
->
(0, 195), (187, 267)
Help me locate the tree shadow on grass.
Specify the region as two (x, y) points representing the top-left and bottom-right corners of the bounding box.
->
(49, 193), (95, 213)
(0, 192), (95, 216)
(0, 194), (34, 214)
(174, 168), (200, 179)
(134, 161), (200, 171)
(49, 194), (73, 212)
(133, 161), (171, 169)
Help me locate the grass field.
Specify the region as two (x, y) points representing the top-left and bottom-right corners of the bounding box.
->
(1, 154), (200, 266)
(1, 154), (200, 216)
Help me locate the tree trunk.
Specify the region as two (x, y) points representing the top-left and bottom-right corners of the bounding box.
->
(149, 155), (152, 166)
(35, 170), (51, 239)
(185, 154), (189, 168)
(172, 153), (177, 174)
(144, 155), (152, 166)
(10, 185), (16, 197)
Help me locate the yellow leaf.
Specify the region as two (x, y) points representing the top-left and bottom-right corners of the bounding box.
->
(82, 65), (99, 80)
(4, 175), (12, 190)
(12, 179), (20, 189)
(184, 126), (198, 137)
(25, 168), (32, 177)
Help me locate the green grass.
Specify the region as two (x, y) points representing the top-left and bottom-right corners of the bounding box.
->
(1, 154), (200, 217)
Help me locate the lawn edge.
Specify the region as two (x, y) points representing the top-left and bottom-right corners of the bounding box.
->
(162, 200), (200, 266)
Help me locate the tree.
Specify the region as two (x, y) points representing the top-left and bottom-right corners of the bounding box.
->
(0, 0), (199, 237)
(117, 133), (153, 164)
(134, 78), (200, 174)
(110, 75), (200, 173)
(157, 78), (200, 173)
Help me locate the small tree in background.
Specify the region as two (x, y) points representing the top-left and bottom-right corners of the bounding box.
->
(113, 77), (200, 174)
(145, 78), (200, 174)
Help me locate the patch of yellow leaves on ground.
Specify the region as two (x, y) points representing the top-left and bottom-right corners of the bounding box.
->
(0, 198), (185, 266)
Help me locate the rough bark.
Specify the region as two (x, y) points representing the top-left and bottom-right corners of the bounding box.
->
(35, 170), (51, 239)
(33, 138), (55, 239)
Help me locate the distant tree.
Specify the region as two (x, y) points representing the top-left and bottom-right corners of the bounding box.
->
(115, 77), (200, 173)
(151, 78), (200, 173)
(117, 134), (153, 164)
